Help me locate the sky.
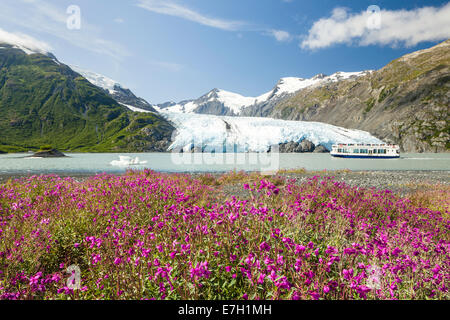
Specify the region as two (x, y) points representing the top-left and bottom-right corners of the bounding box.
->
(0, 0), (449, 103)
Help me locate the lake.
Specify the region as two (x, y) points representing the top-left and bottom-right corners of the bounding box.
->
(0, 152), (449, 175)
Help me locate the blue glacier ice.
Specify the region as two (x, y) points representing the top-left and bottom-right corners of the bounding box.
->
(160, 112), (384, 152)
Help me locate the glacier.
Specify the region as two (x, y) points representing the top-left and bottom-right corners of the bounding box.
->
(157, 111), (384, 152)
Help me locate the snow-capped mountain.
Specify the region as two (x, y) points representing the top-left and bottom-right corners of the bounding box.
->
(144, 70), (381, 152)
(159, 112), (383, 152)
(0, 41), (48, 56)
(155, 71), (372, 116)
(70, 66), (156, 113)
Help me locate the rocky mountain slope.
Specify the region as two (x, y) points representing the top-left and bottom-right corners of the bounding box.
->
(0, 44), (173, 153)
(270, 40), (450, 153)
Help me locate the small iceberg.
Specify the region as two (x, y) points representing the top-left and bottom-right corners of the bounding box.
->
(110, 155), (147, 167)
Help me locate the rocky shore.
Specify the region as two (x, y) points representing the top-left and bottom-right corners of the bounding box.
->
(187, 170), (449, 198)
(277, 170), (449, 196)
(168, 139), (330, 153)
(0, 170), (448, 197)
(28, 149), (66, 158)
(277, 140), (328, 153)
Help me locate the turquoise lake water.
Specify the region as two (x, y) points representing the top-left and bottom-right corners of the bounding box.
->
(0, 153), (449, 174)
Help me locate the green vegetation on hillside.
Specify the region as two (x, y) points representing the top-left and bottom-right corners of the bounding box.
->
(0, 45), (174, 153)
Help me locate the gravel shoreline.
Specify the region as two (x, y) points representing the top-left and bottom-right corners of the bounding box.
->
(277, 170), (449, 196)
(0, 170), (448, 196)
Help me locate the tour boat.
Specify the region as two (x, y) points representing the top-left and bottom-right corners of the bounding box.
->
(330, 143), (400, 159)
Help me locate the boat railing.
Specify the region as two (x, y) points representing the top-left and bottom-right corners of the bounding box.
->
(333, 143), (399, 148)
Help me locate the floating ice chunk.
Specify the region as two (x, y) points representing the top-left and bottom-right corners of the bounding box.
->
(110, 156), (147, 167)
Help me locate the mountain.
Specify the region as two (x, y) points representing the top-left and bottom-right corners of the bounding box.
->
(155, 72), (370, 116)
(269, 40), (450, 153)
(0, 44), (173, 153)
(1, 36), (447, 154)
(69, 66), (157, 113)
(154, 41), (449, 153)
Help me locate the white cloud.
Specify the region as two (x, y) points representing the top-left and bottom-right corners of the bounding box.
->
(301, 3), (450, 50)
(137, 0), (297, 46)
(0, 27), (52, 54)
(0, 0), (130, 60)
(114, 18), (125, 24)
(137, 0), (244, 31)
(267, 29), (291, 42)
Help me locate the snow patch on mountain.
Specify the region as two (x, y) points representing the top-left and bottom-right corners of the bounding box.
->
(119, 103), (154, 113)
(70, 65), (124, 95)
(0, 42), (52, 56)
(0, 29), (52, 55)
(215, 89), (262, 114)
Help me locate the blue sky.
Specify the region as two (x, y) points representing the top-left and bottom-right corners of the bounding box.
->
(0, 0), (449, 103)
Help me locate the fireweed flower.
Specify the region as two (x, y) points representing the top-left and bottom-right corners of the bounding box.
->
(189, 261), (211, 281)
(343, 268), (354, 280)
(257, 273), (266, 284)
(271, 229), (281, 239)
(391, 247), (402, 257)
(259, 241), (271, 252)
(92, 254), (102, 265)
(1, 172), (448, 300)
